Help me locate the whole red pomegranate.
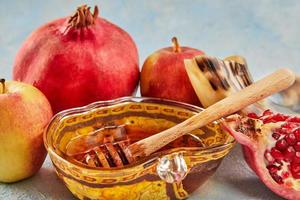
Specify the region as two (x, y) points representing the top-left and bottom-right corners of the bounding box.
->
(13, 5), (139, 113)
(224, 110), (300, 199)
(140, 37), (204, 106)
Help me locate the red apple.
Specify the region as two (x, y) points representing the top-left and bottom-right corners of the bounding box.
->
(0, 79), (52, 182)
(140, 37), (204, 106)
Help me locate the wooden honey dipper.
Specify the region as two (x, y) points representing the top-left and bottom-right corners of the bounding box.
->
(66, 125), (133, 167)
(66, 68), (295, 168)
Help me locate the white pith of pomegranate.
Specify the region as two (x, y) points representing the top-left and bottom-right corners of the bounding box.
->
(223, 110), (300, 200)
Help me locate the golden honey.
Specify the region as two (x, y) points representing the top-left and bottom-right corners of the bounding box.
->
(44, 97), (235, 200)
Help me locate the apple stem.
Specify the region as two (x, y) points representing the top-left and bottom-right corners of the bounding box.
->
(172, 37), (181, 53)
(0, 79), (5, 94)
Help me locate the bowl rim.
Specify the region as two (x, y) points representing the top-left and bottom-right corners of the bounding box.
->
(44, 96), (235, 173)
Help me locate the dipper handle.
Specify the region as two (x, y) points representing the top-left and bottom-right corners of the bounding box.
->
(127, 68), (295, 159)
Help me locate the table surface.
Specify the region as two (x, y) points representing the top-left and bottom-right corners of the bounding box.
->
(0, 0), (299, 199)
(0, 145), (284, 200)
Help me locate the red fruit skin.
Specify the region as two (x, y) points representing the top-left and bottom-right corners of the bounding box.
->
(222, 119), (300, 200)
(13, 17), (139, 114)
(140, 46), (204, 106)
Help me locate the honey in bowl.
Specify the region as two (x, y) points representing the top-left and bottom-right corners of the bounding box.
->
(44, 97), (234, 200)
(65, 121), (206, 168)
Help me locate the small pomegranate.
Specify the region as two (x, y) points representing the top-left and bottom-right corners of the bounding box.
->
(223, 110), (300, 199)
(13, 5), (139, 113)
(140, 37), (204, 106)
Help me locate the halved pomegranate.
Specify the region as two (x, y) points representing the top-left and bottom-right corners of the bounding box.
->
(223, 110), (300, 200)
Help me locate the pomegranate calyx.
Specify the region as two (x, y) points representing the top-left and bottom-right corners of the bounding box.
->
(171, 37), (181, 53)
(66, 5), (99, 31)
(0, 78), (5, 94)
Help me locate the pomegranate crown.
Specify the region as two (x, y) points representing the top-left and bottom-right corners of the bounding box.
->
(66, 5), (99, 30)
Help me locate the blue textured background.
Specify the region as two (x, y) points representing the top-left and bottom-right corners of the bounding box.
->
(0, 0), (299, 80)
(0, 0), (299, 199)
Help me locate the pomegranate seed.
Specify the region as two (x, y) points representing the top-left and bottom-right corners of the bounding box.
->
(267, 165), (279, 174)
(275, 139), (288, 151)
(281, 123), (291, 129)
(263, 109), (273, 116)
(263, 117), (276, 124)
(282, 122), (298, 129)
(247, 113), (259, 119)
(293, 152), (300, 164)
(283, 146), (296, 161)
(294, 142), (300, 151)
(272, 114), (289, 122)
(288, 117), (300, 123)
(274, 160), (283, 167)
(264, 151), (275, 163)
(282, 171), (290, 179)
(294, 129), (300, 141)
(285, 133), (297, 145)
(270, 148), (284, 160)
(272, 132), (281, 140)
(291, 162), (300, 179)
(273, 127), (288, 135)
(271, 173), (284, 184)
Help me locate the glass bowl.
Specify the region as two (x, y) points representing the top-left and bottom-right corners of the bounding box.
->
(44, 97), (235, 200)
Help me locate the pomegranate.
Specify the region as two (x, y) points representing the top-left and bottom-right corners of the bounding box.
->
(140, 37), (204, 106)
(13, 5), (139, 113)
(223, 110), (300, 199)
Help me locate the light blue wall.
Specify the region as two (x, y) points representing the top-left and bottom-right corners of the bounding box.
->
(1, 0), (299, 80)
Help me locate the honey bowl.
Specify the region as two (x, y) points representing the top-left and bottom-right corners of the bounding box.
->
(44, 97), (235, 200)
